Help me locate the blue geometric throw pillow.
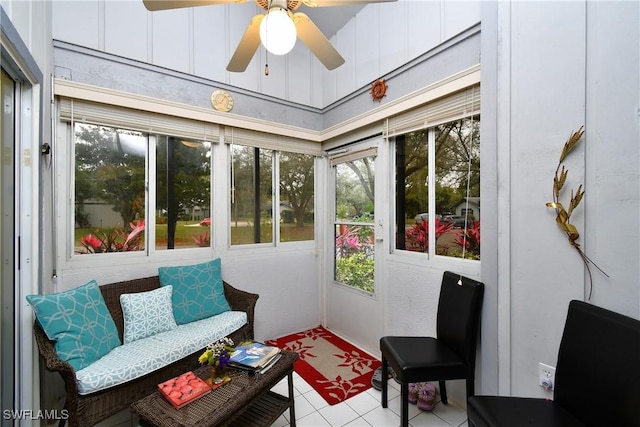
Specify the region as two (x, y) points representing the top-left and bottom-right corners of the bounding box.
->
(120, 285), (177, 344)
(26, 280), (121, 371)
(158, 258), (231, 325)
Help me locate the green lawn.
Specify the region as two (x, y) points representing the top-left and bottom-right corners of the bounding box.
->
(75, 220), (314, 252)
(230, 222), (314, 244)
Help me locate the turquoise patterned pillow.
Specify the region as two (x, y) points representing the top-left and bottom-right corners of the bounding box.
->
(120, 285), (177, 343)
(26, 280), (120, 371)
(158, 258), (231, 325)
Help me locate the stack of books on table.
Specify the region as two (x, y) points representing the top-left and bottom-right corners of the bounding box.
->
(229, 342), (281, 373)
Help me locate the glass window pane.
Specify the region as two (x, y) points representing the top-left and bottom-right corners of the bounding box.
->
(279, 152), (314, 242)
(335, 159), (375, 222)
(230, 145), (273, 245)
(74, 123), (146, 254)
(334, 157), (375, 293)
(335, 223), (375, 293)
(395, 130), (429, 253)
(435, 115), (481, 259)
(155, 136), (211, 250)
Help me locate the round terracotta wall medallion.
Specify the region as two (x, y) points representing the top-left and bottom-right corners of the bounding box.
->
(370, 79), (387, 102)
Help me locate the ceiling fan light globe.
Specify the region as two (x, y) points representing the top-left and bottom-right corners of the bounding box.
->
(259, 8), (297, 55)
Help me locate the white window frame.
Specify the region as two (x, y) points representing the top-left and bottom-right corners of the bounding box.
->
(387, 91), (481, 273)
(53, 85), (321, 271)
(226, 142), (318, 249)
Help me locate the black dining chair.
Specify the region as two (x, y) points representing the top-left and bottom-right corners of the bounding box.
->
(380, 271), (484, 427)
(468, 300), (640, 427)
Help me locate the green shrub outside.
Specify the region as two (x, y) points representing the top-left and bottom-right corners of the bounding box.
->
(336, 252), (374, 293)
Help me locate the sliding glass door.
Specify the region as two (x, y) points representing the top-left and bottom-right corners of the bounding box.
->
(1, 68), (16, 423)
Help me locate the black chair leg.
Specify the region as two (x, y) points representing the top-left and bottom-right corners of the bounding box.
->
(466, 375), (475, 401)
(400, 381), (409, 427)
(439, 380), (448, 404)
(381, 355), (388, 408)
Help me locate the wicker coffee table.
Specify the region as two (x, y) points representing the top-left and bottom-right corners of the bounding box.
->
(131, 350), (299, 427)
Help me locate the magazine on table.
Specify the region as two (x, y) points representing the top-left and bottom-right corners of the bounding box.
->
(229, 342), (281, 371)
(256, 352), (281, 374)
(158, 371), (211, 410)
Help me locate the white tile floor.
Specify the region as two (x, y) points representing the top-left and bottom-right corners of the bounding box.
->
(98, 373), (469, 427)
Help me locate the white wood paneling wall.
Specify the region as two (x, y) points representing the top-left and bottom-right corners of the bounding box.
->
(51, 0), (480, 108)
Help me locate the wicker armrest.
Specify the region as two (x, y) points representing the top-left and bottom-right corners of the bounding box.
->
(223, 281), (259, 331)
(33, 321), (79, 396)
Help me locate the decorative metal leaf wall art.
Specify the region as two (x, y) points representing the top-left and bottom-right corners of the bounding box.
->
(546, 126), (608, 300)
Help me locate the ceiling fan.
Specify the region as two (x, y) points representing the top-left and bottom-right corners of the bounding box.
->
(143, 0), (396, 72)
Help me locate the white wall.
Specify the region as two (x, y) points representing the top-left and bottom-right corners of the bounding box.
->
(584, 1), (640, 316)
(56, 250), (319, 342)
(482, 0), (640, 398)
(51, 0), (480, 109)
(322, 0), (480, 107)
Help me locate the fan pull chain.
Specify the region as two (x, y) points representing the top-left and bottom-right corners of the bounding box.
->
(264, 0), (272, 76)
(265, 49), (269, 75)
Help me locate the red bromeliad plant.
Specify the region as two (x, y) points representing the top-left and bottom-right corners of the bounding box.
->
(192, 232), (210, 247)
(336, 224), (362, 257)
(457, 220), (481, 257)
(405, 218), (453, 252)
(80, 220), (145, 254)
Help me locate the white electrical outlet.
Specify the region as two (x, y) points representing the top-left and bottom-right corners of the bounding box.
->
(539, 362), (556, 391)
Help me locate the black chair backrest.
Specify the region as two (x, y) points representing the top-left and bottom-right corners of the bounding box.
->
(554, 300), (640, 427)
(436, 271), (485, 368)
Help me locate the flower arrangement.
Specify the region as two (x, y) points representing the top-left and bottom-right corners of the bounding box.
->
(198, 337), (235, 371)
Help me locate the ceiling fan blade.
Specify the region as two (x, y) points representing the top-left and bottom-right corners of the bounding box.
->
(227, 14), (264, 72)
(293, 13), (344, 70)
(143, 0), (246, 12)
(301, 0), (396, 7)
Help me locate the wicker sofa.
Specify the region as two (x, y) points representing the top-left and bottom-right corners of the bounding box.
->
(32, 275), (258, 427)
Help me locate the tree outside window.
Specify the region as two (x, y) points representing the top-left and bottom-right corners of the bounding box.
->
(435, 117), (480, 259)
(230, 145), (273, 245)
(230, 145), (315, 245)
(75, 124), (146, 254)
(156, 136), (212, 249)
(279, 152), (315, 242)
(74, 123), (212, 254)
(395, 115), (480, 260)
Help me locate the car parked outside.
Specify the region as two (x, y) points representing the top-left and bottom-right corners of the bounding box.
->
(442, 215), (467, 228)
(413, 213), (444, 223)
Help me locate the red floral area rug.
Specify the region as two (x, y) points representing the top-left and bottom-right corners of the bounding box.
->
(266, 326), (381, 405)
